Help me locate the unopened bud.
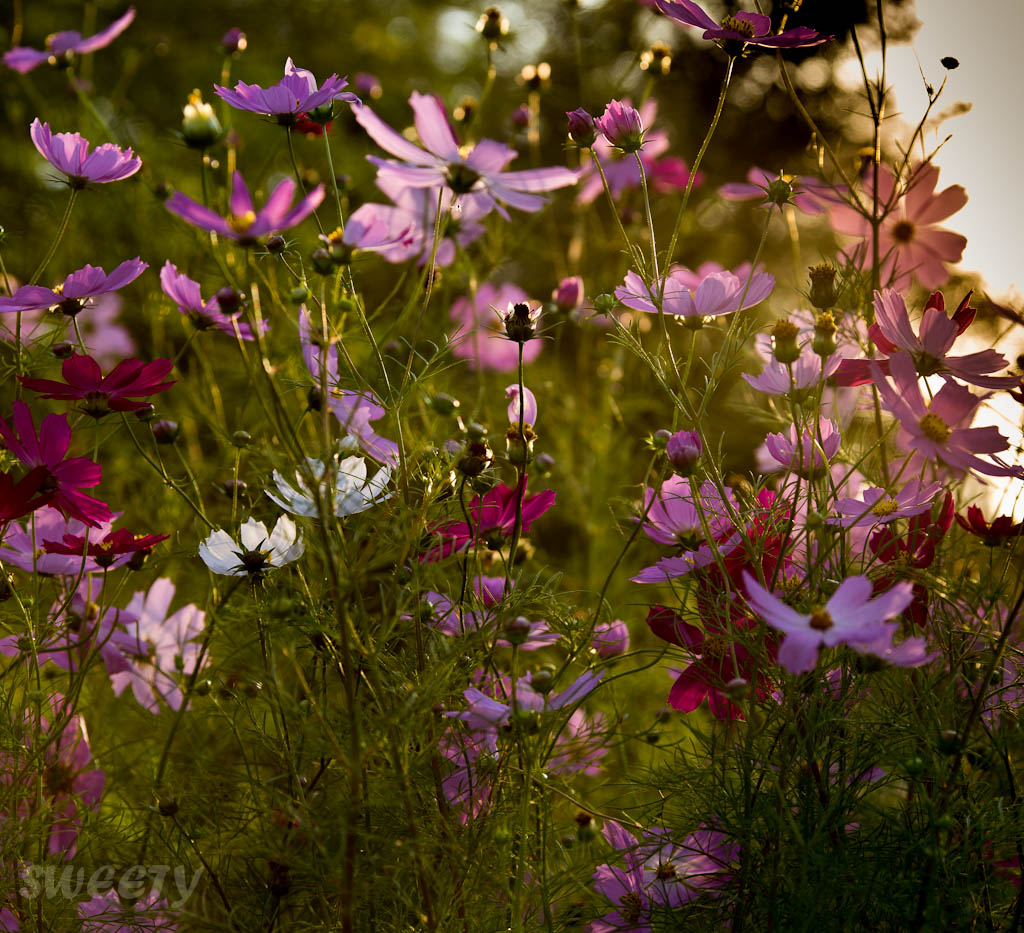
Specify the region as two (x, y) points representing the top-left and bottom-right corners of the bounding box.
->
(266, 234), (286, 254)
(808, 262), (838, 310)
(232, 430), (251, 447)
(476, 6), (509, 43)
(575, 811), (598, 842)
(456, 439), (494, 478)
(665, 430), (701, 475)
(812, 311), (837, 358)
(529, 666), (556, 693)
(158, 797), (179, 817)
(289, 285), (309, 304)
(430, 393), (460, 416)
(221, 27), (247, 54)
(52, 342), (74, 360)
(182, 90), (222, 150)
(311, 247), (333, 276)
(505, 423), (536, 467)
(770, 320), (801, 364)
(151, 420), (179, 444)
(566, 108), (597, 148)
(215, 286), (242, 314)
(502, 616), (532, 645)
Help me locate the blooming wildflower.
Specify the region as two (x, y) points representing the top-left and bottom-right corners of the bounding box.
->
(42, 527), (168, 569)
(78, 889), (171, 931)
(956, 504), (1024, 544)
(829, 479), (942, 528)
(578, 99), (700, 205)
(199, 516), (304, 578)
(846, 623), (936, 668)
(266, 455), (392, 518)
(654, 0), (831, 49)
(743, 344), (841, 397)
(159, 261), (264, 339)
(639, 477), (735, 548)
(665, 431), (702, 475)
(0, 258), (147, 316)
(166, 170), (325, 244)
(831, 162), (967, 290)
(449, 670), (602, 732)
(553, 276), (584, 313)
(0, 467), (54, 524)
(743, 572), (915, 674)
(874, 355), (1024, 482)
(29, 120), (141, 188)
(719, 166), (837, 214)
(595, 100), (646, 153)
(353, 91), (579, 220)
(3, 8), (135, 73)
(615, 265), (774, 322)
(0, 402), (110, 527)
(763, 418), (841, 476)
(593, 619), (630, 658)
(422, 476), (555, 562)
(20, 353), (175, 417)
(320, 204), (415, 260)
(0, 507), (117, 574)
(450, 283), (544, 371)
(215, 57), (358, 124)
(112, 578), (206, 712)
(863, 288), (1017, 389)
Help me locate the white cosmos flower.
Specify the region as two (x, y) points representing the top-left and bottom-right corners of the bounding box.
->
(198, 515), (304, 577)
(266, 456), (392, 518)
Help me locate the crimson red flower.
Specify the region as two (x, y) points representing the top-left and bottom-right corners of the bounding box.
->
(955, 504), (1023, 545)
(20, 354), (175, 417)
(421, 475), (556, 562)
(0, 466), (54, 523)
(43, 528), (169, 569)
(0, 402), (110, 527)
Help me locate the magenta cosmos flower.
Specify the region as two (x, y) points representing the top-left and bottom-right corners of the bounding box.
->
(831, 162), (967, 290)
(20, 353), (175, 417)
(0, 467), (53, 524)
(764, 418), (841, 476)
(0, 402), (110, 526)
(828, 479), (942, 528)
(160, 261), (265, 339)
(42, 527), (168, 569)
(595, 100), (645, 153)
(655, 0), (830, 49)
(743, 572), (915, 674)
(30, 119), (141, 187)
(450, 283), (543, 371)
(215, 57), (358, 123)
(616, 265), (774, 322)
(422, 476), (556, 562)
(3, 8), (135, 73)
(874, 354), (1024, 482)
(0, 258), (146, 316)
(354, 91), (580, 220)
(166, 170), (325, 244)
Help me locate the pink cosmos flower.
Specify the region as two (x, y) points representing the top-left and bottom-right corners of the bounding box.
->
(215, 57), (358, 123)
(0, 402), (110, 526)
(665, 430), (702, 474)
(449, 671), (602, 733)
(831, 162), (967, 290)
(422, 476), (556, 562)
(743, 572), (915, 674)
(20, 353), (175, 417)
(160, 261), (265, 339)
(505, 384), (537, 427)
(42, 527), (168, 569)
(873, 354), (1024, 482)
(450, 283), (544, 371)
(720, 166), (837, 214)
(78, 889), (172, 930)
(3, 8), (134, 73)
(615, 264), (774, 321)
(326, 202), (415, 258)
(743, 343), (842, 396)
(763, 418), (841, 476)
(595, 100), (645, 153)
(0, 258), (147, 316)
(354, 91), (580, 220)
(655, 0), (831, 48)
(30, 119), (141, 187)
(0, 506), (118, 574)
(640, 477), (735, 547)
(112, 578), (207, 712)
(578, 99), (700, 205)
(828, 479), (942, 528)
(166, 170), (325, 244)
(593, 619), (630, 658)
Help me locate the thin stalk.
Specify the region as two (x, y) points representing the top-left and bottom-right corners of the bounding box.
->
(286, 125), (324, 234)
(28, 189), (77, 285)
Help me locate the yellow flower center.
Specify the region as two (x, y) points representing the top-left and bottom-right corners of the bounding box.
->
(228, 210), (257, 234)
(721, 15), (757, 37)
(871, 497), (899, 517)
(808, 609), (833, 632)
(919, 412), (952, 443)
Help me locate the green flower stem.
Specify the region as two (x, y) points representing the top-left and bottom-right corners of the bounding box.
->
(28, 188), (77, 286)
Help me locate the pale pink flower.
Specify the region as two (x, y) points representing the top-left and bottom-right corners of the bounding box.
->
(828, 479), (942, 528)
(615, 264), (773, 321)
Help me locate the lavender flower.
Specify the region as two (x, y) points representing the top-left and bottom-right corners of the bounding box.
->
(215, 57), (358, 124)
(4, 8), (135, 73)
(159, 261), (265, 339)
(616, 265), (774, 322)
(0, 259), (147, 316)
(828, 480), (943, 528)
(30, 120), (141, 187)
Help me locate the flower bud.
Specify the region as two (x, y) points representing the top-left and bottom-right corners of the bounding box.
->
(592, 619), (629, 658)
(456, 439), (494, 478)
(311, 248), (333, 276)
(812, 311), (837, 358)
(430, 393), (460, 416)
(215, 286), (242, 314)
(565, 108), (597, 148)
(502, 616), (532, 645)
(505, 423), (536, 467)
(476, 6), (509, 43)
(126, 549), (150, 572)
(52, 342), (74, 360)
(808, 262), (838, 310)
(770, 320), (801, 364)
(222, 27), (247, 54)
(665, 430), (701, 475)
(595, 100), (645, 154)
(158, 797), (179, 817)
(289, 285), (309, 304)
(465, 421), (488, 442)
(266, 235), (286, 254)
(151, 420), (179, 444)
(182, 89), (223, 150)
(552, 276), (584, 313)
(354, 73), (382, 99)
(575, 811), (598, 843)
(529, 666), (556, 693)
(519, 62), (551, 93)
(503, 301), (541, 343)
(765, 175), (795, 208)
(232, 430), (251, 447)
(940, 56), (959, 70)
(134, 403), (156, 421)
(650, 429), (671, 450)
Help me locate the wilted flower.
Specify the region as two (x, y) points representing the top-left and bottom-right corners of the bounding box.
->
(3, 8), (135, 73)
(266, 456), (392, 518)
(199, 516), (304, 578)
(30, 120), (141, 187)
(502, 300), (541, 343)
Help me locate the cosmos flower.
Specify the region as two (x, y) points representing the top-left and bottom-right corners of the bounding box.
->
(719, 166), (837, 214)
(595, 100), (646, 153)
(828, 479), (942, 528)
(0, 467), (54, 524)
(743, 572), (915, 674)
(42, 527), (168, 569)
(0, 258), (147, 316)
(593, 619), (630, 658)
(0, 507), (118, 574)
(3, 8), (135, 73)
(20, 353), (175, 417)
(159, 261), (265, 339)
(30, 119), (141, 187)
(354, 91), (579, 220)
(166, 171), (325, 244)
(199, 516), (304, 578)
(831, 162), (967, 290)
(763, 418), (841, 476)
(266, 456), (392, 518)
(0, 402), (111, 527)
(615, 265), (774, 321)
(639, 477), (735, 548)
(955, 504), (1024, 545)
(449, 671), (602, 732)
(215, 57), (358, 123)
(317, 204), (415, 261)
(654, 0), (831, 49)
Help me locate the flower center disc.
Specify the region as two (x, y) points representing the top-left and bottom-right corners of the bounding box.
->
(919, 412), (952, 443)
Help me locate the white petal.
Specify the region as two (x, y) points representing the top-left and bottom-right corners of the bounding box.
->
(239, 518), (269, 550)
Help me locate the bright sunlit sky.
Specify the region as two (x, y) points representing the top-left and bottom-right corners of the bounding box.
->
(836, 0), (1024, 303)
